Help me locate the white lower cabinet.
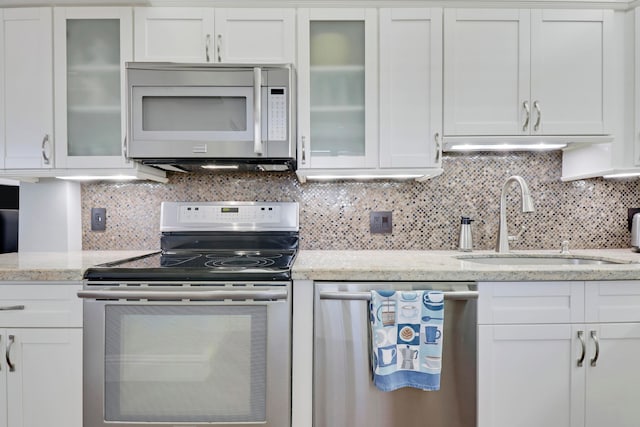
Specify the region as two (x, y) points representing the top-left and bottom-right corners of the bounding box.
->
(0, 283), (82, 427)
(478, 281), (640, 427)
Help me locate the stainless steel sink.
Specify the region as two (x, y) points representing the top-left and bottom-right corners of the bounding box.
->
(457, 255), (630, 266)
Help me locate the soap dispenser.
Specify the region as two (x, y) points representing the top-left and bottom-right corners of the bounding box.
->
(458, 217), (474, 252)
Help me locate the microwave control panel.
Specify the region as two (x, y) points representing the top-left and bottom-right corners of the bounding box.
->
(268, 87), (287, 141)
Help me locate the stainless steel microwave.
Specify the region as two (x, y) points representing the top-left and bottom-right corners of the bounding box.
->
(125, 63), (295, 171)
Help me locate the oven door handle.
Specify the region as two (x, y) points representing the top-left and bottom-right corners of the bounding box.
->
(319, 290), (478, 301)
(77, 289), (288, 301)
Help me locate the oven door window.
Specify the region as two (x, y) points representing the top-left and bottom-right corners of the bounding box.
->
(104, 305), (266, 423)
(131, 86), (253, 142)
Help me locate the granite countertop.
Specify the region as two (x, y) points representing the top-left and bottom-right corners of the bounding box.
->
(0, 251), (156, 281)
(1, 249), (640, 283)
(291, 249), (640, 282)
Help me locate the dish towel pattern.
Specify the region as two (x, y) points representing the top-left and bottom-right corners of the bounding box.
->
(370, 290), (444, 392)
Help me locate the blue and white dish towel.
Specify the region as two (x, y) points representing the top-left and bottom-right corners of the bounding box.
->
(370, 290), (444, 392)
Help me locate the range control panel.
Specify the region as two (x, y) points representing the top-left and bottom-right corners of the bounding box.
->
(179, 205), (280, 224)
(160, 201), (299, 232)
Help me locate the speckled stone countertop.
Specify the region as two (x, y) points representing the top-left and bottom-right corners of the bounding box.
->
(292, 249), (640, 282)
(0, 251), (156, 281)
(2, 249), (640, 283)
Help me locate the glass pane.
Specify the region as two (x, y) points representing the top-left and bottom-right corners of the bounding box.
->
(309, 21), (365, 158)
(104, 305), (267, 423)
(66, 19), (121, 156)
(142, 96), (247, 132)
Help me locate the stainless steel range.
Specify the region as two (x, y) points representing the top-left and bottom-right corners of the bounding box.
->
(79, 201), (298, 427)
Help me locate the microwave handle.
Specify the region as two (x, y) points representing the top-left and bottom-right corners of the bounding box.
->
(253, 67), (263, 155)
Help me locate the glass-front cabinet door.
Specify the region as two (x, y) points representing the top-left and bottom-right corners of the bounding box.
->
(53, 7), (132, 169)
(297, 9), (378, 171)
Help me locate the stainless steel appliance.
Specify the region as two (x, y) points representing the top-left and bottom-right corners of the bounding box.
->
(79, 201), (298, 427)
(632, 213), (640, 251)
(126, 63), (295, 171)
(314, 282), (477, 427)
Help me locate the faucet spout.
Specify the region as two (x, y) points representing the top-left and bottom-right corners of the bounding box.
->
(496, 175), (535, 253)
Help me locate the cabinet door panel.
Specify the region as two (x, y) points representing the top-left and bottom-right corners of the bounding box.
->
(585, 281), (640, 323)
(478, 324), (584, 427)
(1, 8), (53, 169)
(444, 9), (530, 136)
(297, 9), (378, 170)
(6, 329), (82, 427)
(134, 8), (214, 62)
(0, 332), (6, 427)
(585, 323), (640, 427)
(530, 9), (612, 135)
(54, 7), (133, 169)
(379, 8), (441, 168)
(478, 282), (584, 325)
(215, 9), (294, 63)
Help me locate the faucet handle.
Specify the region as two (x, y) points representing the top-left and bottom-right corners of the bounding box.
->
(560, 240), (570, 255)
(508, 225), (527, 242)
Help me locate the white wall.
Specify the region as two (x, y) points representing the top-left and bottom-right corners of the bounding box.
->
(18, 180), (81, 252)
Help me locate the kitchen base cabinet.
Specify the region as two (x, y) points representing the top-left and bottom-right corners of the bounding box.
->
(478, 281), (640, 427)
(0, 283), (82, 427)
(3, 329), (82, 427)
(478, 324), (584, 427)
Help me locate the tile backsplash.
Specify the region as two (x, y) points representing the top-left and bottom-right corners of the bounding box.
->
(81, 152), (640, 251)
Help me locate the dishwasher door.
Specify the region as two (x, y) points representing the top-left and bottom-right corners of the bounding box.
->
(314, 282), (477, 427)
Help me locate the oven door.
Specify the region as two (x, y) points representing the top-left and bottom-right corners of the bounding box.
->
(80, 283), (291, 427)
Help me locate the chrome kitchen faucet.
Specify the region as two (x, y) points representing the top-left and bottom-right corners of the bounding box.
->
(496, 176), (535, 253)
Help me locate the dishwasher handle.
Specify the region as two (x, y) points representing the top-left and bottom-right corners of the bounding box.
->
(319, 290), (478, 301)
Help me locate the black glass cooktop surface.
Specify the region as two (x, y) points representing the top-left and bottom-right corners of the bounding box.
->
(84, 250), (297, 282)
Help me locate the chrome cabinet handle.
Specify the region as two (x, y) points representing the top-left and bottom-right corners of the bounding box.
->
(217, 34), (222, 62)
(434, 132), (441, 163)
(590, 330), (600, 367)
(301, 136), (306, 164)
(205, 34), (211, 62)
(41, 134), (50, 165)
(122, 135), (127, 158)
(522, 101), (530, 132)
(0, 305), (24, 311)
(6, 335), (15, 372)
(253, 67), (263, 155)
(577, 330), (585, 367)
(533, 101), (541, 132)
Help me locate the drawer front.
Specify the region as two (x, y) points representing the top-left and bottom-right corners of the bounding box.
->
(478, 281), (584, 325)
(585, 281), (640, 323)
(0, 282), (82, 327)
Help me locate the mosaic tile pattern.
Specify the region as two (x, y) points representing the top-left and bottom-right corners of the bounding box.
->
(81, 152), (640, 251)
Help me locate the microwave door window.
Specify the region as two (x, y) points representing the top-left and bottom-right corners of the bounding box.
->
(142, 96), (246, 131)
(131, 86), (254, 142)
(103, 305), (267, 423)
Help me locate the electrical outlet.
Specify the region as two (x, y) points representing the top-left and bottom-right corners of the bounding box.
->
(91, 208), (106, 231)
(370, 211), (392, 234)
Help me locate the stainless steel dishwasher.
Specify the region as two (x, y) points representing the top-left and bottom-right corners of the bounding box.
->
(314, 281), (477, 427)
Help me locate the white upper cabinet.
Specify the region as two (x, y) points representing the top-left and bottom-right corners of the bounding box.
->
(530, 10), (612, 135)
(444, 9), (530, 136)
(444, 8), (613, 137)
(214, 9), (294, 63)
(0, 8), (53, 170)
(297, 8), (378, 171)
(297, 8), (443, 181)
(134, 7), (294, 64)
(379, 8), (443, 169)
(53, 7), (133, 169)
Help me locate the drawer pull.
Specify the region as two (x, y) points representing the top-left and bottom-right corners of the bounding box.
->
(0, 305), (24, 311)
(6, 335), (15, 372)
(590, 330), (600, 367)
(577, 330), (585, 367)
